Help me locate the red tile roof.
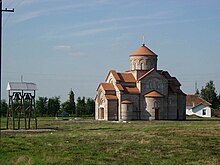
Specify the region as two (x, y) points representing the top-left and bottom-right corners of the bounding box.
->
(186, 95), (211, 106)
(106, 70), (136, 83)
(105, 95), (118, 100)
(124, 87), (140, 94)
(115, 84), (124, 91)
(145, 90), (163, 98)
(100, 83), (115, 91)
(110, 70), (120, 81)
(156, 70), (185, 95)
(121, 100), (132, 104)
(117, 73), (136, 83)
(105, 70), (120, 82)
(130, 44), (157, 56)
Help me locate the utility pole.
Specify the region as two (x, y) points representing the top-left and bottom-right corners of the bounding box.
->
(0, 0), (14, 138)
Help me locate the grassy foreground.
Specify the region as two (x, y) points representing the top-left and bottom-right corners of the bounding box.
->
(1, 118), (220, 165)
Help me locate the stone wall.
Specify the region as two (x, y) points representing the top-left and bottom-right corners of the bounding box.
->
(108, 100), (118, 121)
(121, 94), (140, 120)
(130, 56), (157, 71)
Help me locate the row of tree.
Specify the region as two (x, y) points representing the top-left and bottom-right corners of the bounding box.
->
(37, 96), (95, 117)
(196, 80), (220, 109)
(0, 96), (95, 117)
(1, 80), (219, 117)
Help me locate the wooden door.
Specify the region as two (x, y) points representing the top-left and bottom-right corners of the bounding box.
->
(155, 108), (159, 120)
(100, 108), (104, 119)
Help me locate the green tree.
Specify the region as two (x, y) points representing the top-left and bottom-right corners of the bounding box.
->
(48, 97), (61, 117)
(218, 94), (220, 108)
(76, 97), (85, 116)
(36, 97), (48, 116)
(200, 80), (219, 109)
(68, 89), (76, 115)
(85, 98), (95, 115)
(61, 101), (72, 115)
(0, 99), (8, 117)
(195, 88), (200, 95)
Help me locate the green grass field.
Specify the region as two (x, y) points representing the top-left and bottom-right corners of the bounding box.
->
(1, 118), (220, 165)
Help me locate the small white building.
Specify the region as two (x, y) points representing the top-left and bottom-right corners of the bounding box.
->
(186, 95), (212, 118)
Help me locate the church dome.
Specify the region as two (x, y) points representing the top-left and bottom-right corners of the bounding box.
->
(130, 44), (157, 56)
(129, 43), (158, 71)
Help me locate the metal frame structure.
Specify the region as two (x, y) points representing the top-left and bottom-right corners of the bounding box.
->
(6, 82), (37, 129)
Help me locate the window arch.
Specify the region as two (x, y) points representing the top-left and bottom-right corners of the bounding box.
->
(130, 60), (134, 70)
(135, 62), (138, 70)
(141, 62), (145, 70)
(156, 81), (162, 89)
(108, 78), (113, 83)
(149, 81), (153, 89)
(169, 98), (173, 105)
(154, 100), (160, 109)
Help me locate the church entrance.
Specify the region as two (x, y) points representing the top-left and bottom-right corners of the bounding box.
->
(99, 108), (104, 119)
(155, 108), (159, 120)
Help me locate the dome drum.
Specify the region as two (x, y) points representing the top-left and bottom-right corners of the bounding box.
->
(130, 53), (157, 71)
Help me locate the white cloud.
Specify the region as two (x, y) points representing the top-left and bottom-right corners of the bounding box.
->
(69, 27), (113, 37)
(53, 45), (85, 57)
(54, 45), (72, 50)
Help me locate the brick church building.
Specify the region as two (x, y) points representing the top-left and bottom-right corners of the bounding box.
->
(95, 42), (186, 121)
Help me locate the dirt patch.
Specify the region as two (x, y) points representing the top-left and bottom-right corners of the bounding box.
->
(1, 129), (56, 137)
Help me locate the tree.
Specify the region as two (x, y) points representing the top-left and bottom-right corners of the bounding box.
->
(36, 97), (48, 116)
(195, 88), (200, 95)
(218, 94), (220, 108)
(76, 97), (85, 116)
(75, 97), (95, 116)
(0, 99), (8, 117)
(61, 101), (72, 115)
(68, 89), (76, 115)
(48, 97), (61, 117)
(200, 80), (219, 109)
(85, 98), (95, 115)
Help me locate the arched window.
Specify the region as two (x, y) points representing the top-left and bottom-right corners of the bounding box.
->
(154, 101), (160, 109)
(141, 62), (145, 70)
(108, 78), (114, 83)
(135, 63), (138, 70)
(149, 80), (157, 89)
(156, 81), (162, 89)
(169, 98), (173, 105)
(130, 60), (134, 70)
(149, 81), (153, 89)
(132, 62), (136, 70)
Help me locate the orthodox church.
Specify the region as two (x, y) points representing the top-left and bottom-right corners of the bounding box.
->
(95, 41), (186, 121)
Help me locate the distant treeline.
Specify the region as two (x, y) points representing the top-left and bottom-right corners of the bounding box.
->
(0, 96), (95, 117)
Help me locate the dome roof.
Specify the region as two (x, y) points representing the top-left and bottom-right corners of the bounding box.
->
(130, 44), (157, 56)
(145, 90), (163, 98)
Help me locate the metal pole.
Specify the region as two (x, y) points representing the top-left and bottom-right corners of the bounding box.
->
(0, 0), (3, 139)
(0, 0), (14, 136)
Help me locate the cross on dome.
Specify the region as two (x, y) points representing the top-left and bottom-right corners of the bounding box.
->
(142, 34), (145, 46)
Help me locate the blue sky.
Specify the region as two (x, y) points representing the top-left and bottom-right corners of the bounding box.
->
(2, 0), (220, 102)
